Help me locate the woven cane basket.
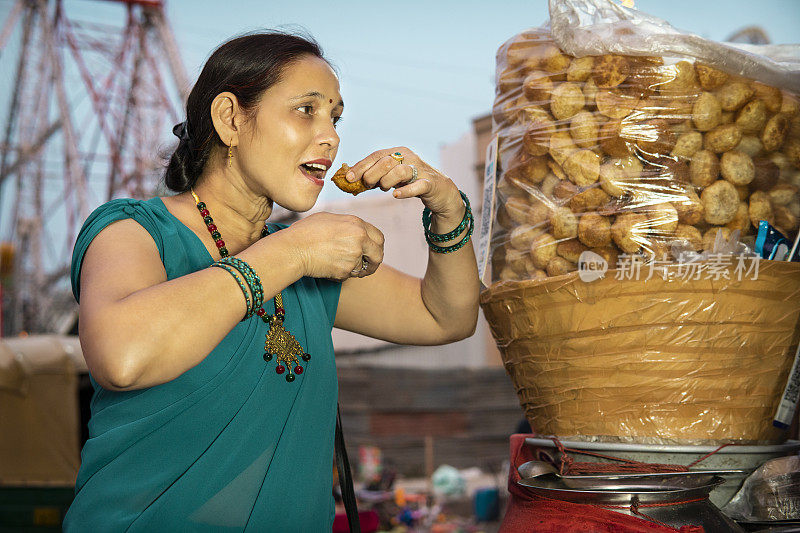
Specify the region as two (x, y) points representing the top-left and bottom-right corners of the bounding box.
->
(480, 260), (800, 444)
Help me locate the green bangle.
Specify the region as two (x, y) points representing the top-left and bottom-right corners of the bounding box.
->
(422, 190), (472, 243)
(219, 261), (261, 315)
(426, 209), (474, 254)
(211, 263), (253, 320)
(219, 257), (264, 311)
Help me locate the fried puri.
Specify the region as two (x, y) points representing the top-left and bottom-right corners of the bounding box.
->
(331, 163), (370, 195)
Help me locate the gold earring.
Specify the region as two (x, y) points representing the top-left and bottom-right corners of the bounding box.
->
(228, 143), (233, 168)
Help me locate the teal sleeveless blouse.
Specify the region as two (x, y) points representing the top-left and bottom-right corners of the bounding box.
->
(64, 198), (341, 532)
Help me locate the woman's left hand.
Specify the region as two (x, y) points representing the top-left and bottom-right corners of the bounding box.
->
(344, 147), (464, 220)
(335, 147), (479, 346)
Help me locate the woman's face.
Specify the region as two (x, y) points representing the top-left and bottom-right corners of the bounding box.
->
(237, 54), (343, 212)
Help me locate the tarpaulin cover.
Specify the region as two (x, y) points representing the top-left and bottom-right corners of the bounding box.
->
(0, 335), (86, 486)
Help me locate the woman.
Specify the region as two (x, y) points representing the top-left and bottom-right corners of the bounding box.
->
(65, 31), (479, 531)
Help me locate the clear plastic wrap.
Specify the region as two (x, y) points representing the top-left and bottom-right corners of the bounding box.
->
(489, 3), (800, 284)
(479, 0), (800, 444)
(723, 455), (800, 520)
(549, 0), (800, 93)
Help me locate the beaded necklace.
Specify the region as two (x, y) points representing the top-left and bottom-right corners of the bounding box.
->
(191, 189), (310, 383)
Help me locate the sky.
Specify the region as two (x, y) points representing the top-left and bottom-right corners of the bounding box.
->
(0, 0), (799, 224)
(6, 0), (796, 197)
(161, 0), (800, 204)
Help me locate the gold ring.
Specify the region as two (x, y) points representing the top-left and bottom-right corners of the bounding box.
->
(389, 152), (404, 164)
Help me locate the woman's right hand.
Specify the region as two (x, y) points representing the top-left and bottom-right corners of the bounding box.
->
(279, 212), (384, 281)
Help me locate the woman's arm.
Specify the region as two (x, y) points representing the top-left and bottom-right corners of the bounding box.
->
(333, 148), (480, 345)
(77, 219), (304, 391)
(78, 212), (383, 391)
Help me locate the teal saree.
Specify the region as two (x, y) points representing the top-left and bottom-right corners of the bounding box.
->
(64, 198), (341, 532)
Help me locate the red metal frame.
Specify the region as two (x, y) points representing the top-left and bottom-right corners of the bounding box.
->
(0, 0), (187, 335)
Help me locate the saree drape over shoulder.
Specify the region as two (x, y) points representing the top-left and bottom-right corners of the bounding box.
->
(64, 198), (341, 532)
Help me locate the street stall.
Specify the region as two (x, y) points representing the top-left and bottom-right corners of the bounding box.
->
(0, 335), (87, 529)
(479, 0), (800, 530)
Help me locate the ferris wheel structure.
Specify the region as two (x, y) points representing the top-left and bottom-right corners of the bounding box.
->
(0, 0), (188, 335)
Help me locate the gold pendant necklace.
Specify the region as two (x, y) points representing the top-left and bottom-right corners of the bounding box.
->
(191, 189), (310, 383)
(263, 316), (307, 369)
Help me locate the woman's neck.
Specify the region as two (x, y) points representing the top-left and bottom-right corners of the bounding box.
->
(190, 165), (273, 248)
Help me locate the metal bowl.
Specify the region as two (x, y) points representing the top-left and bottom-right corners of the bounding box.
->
(517, 460), (749, 490)
(518, 474), (726, 503)
(525, 437), (800, 507)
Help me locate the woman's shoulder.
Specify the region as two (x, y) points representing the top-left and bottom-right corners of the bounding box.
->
(75, 197), (176, 254)
(77, 197), (184, 238)
(71, 197), (178, 301)
(83, 197), (166, 222)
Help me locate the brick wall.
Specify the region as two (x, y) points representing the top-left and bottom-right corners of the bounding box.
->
(338, 365), (522, 477)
